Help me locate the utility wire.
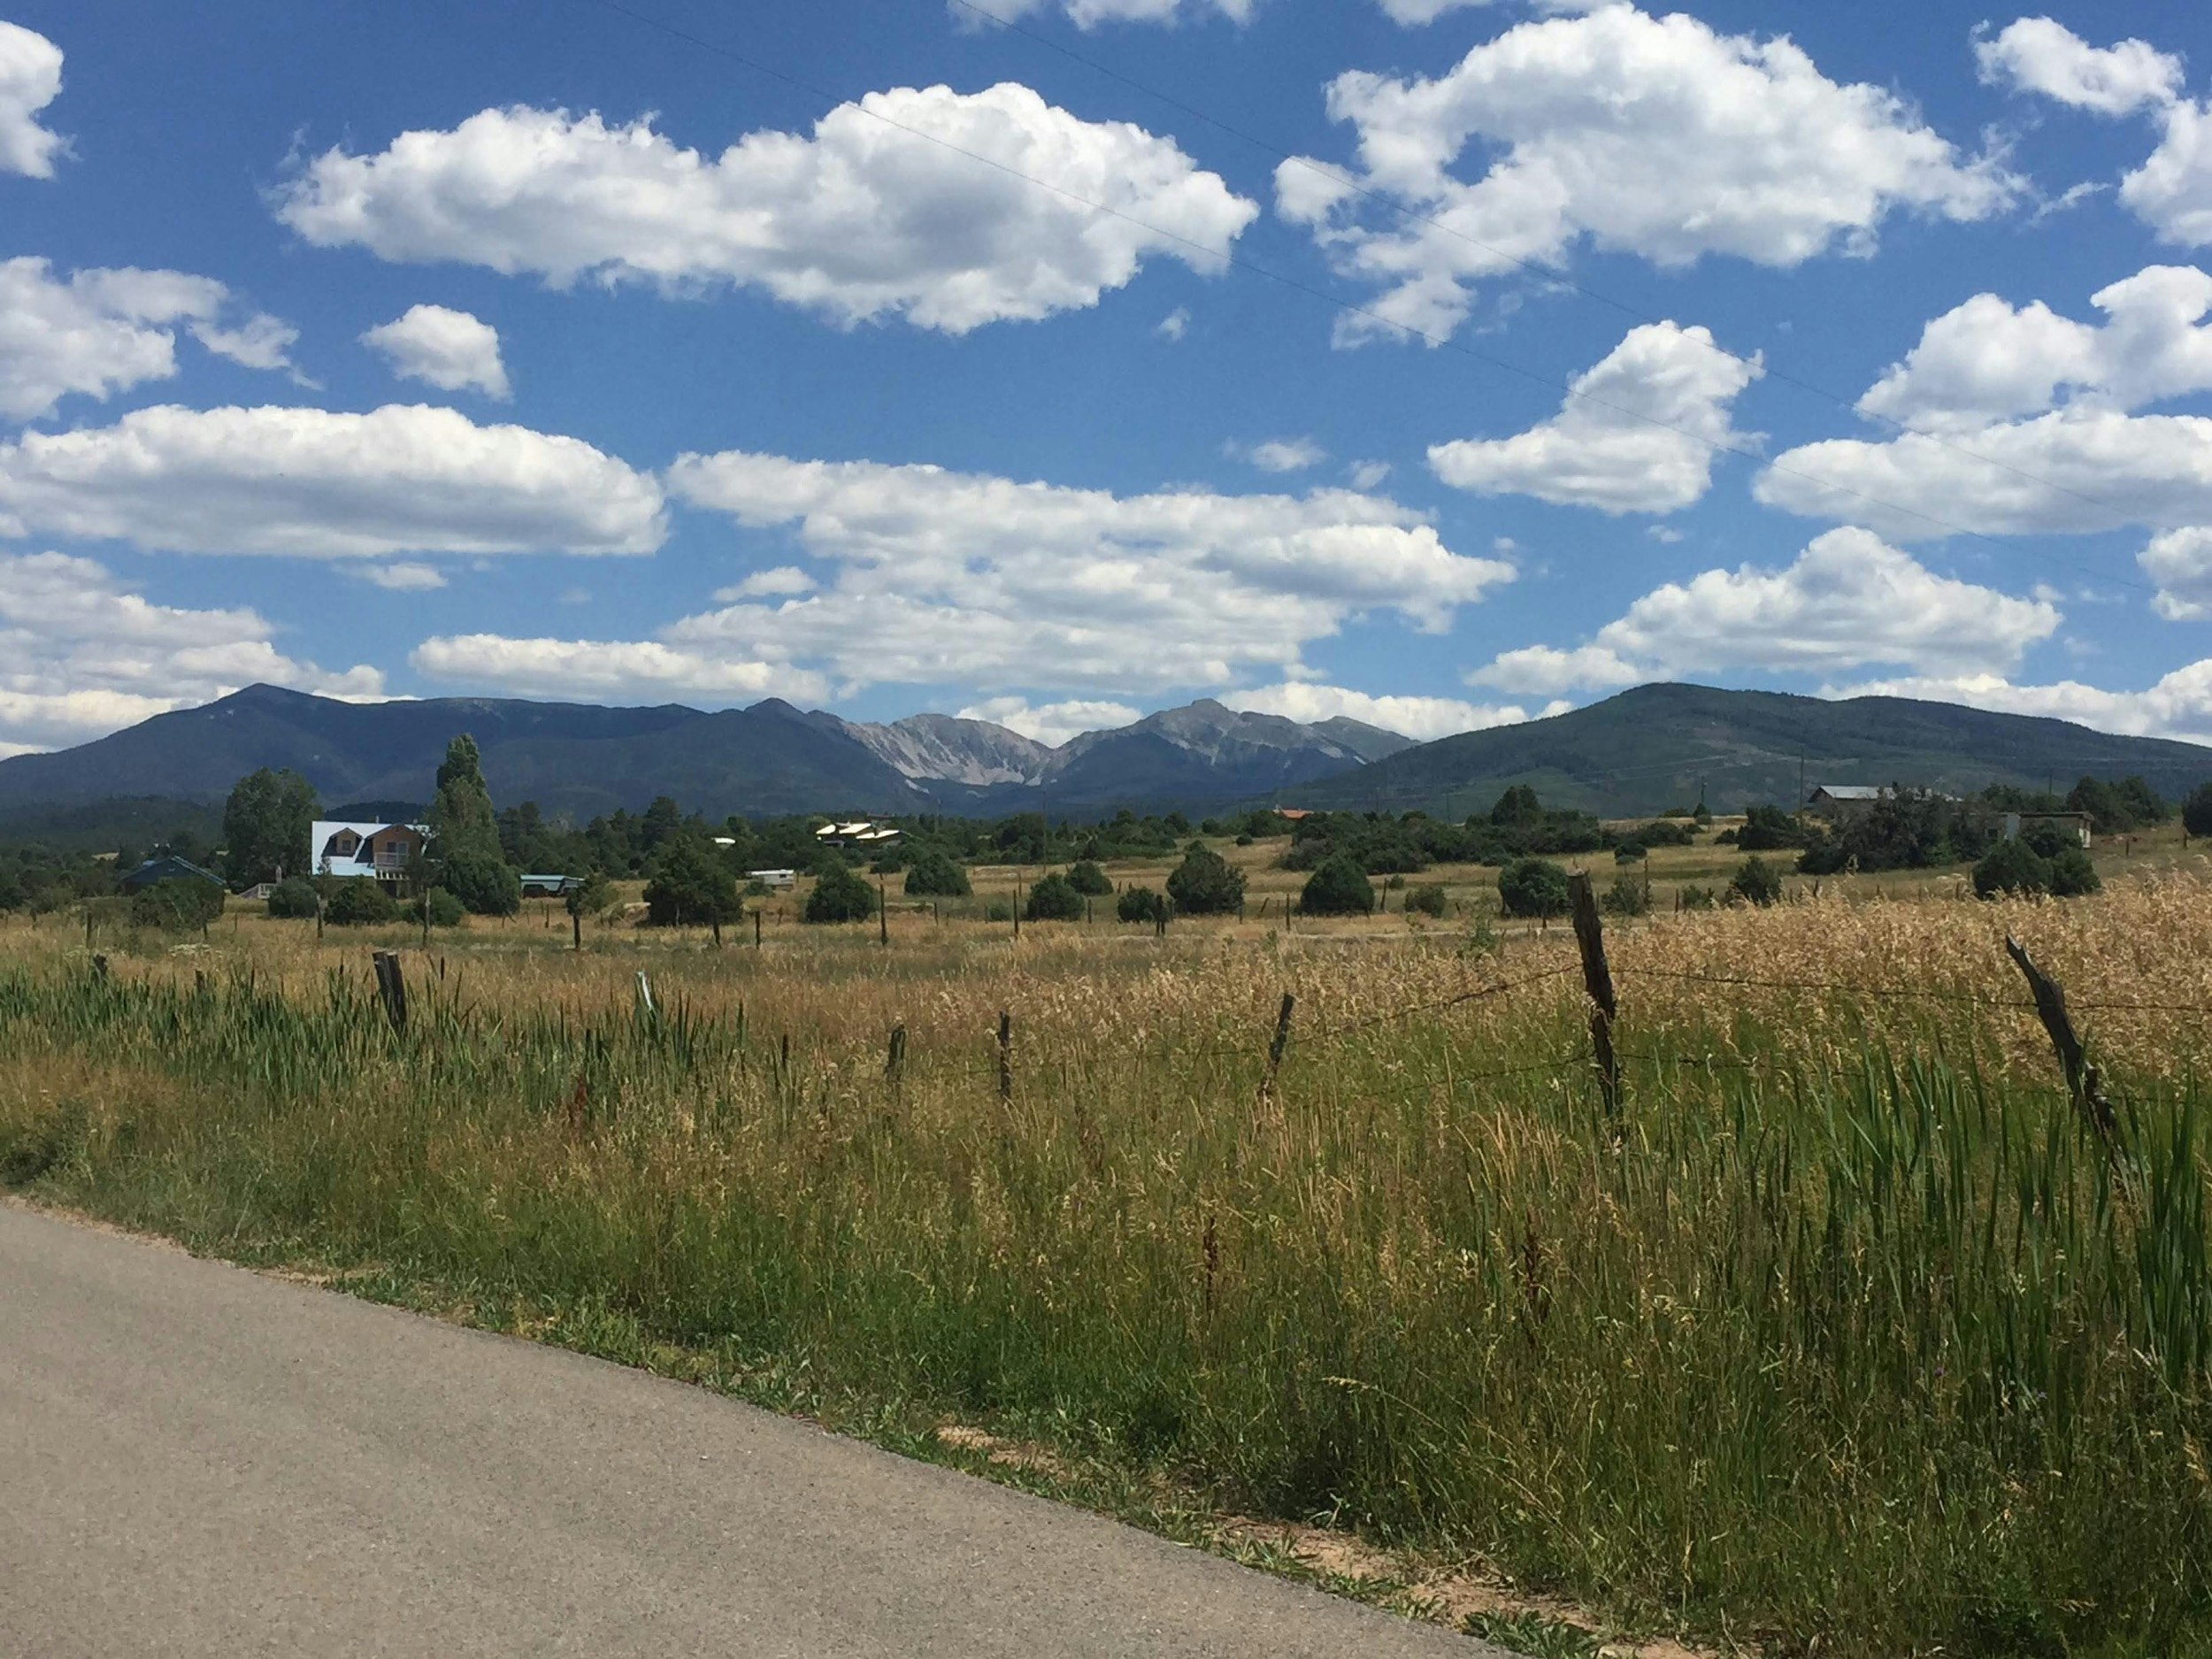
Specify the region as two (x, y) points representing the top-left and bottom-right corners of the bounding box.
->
(946, 0), (2154, 551)
(575, 0), (2153, 597)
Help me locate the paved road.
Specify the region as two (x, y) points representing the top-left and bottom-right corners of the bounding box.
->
(0, 1203), (1499, 1657)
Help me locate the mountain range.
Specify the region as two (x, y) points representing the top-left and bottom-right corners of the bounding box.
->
(0, 681), (2206, 830)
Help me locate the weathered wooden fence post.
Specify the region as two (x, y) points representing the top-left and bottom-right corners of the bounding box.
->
(2005, 935), (2116, 1146)
(1268, 992), (1297, 1074)
(754, 911), (763, 950)
(371, 949), (408, 1033)
(997, 1010), (1013, 1103)
(879, 878), (889, 949)
(887, 1022), (907, 1103)
(572, 909), (581, 952)
(1567, 872), (1620, 1123)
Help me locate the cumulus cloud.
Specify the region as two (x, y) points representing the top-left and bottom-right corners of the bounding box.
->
(1758, 407), (2212, 539)
(1825, 664), (2212, 746)
(276, 85), (1257, 334)
(1376, 0), (1494, 24)
(2142, 526), (2212, 619)
(416, 449), (1514, 703)
(410, 636), (826, 704)
(0, 551), (383, 754)
(1975, 18), (2183, 117)
(344, 562), (448, 591)
(2125, 98), (2212, 247)
(955, 695), (1141, 746)
(0, 257), (300, 422)
(1232, 436), (1328, 472)
(963, 0), (1256, 23)
(1276, 4), (2014, 340)
(0, 20), (63, 179)
(717, 566), (817, 600)
(1220, 681), (1531, 740)
(0, 403), (664, 558)
(1470, 528), (2059, 693)
(1156, 306), (1190, 341)
(361, 304), (510, 398)
(1429, 321), (1761, 511)
(1857, 264), (2212, 432)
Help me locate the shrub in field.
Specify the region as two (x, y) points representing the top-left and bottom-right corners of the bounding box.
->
(1728, 856), (1783, 907)
(1974, 838), (2103, 900)
(1065, 860), (1113, 897)
(322, 879), (396, 926)
(1736, 803), (1811, 851)
(643, 838), (741, 927)
(129, 877), (224, 933)
(1497, 856), (1570, 918)
(1602, 872), (1652, 916)
(1405, 882), (1448, 918)
(442, 849), (521, 918)
(1678, 884), (1718, 910)
(265, 878), (319, 919)
(567, 871), (614, 919)
(2048, 846), (2101, 896)
(1116, 887), (1166, 926)
(409, 888), (466, 928)
(1613, 841), (1646, 864)
(1166, 844), (1244, 916)
(903, 852), (972, 898)
(1300, 854), (1376, 916)
(805, 861), (879, 924)
(983, 899), (1013, 924)
(2186, 782), (2212, 839)
(1024, 872), (1086, 922)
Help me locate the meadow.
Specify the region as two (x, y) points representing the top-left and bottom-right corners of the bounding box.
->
(4, 829), (2212, 1657)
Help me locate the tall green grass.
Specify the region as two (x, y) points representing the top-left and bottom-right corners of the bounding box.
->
(3, 953), (2209, 1656)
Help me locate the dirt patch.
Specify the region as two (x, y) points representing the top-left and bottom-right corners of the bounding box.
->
(934, 1423), (1076, 1481)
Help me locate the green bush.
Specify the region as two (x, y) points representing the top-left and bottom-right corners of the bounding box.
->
(1166, 843), (1244, 916)
(1116, 887), (1167, 926)
(1024, 872), (1087, 922)
(1603, 872), (1652, 916)
(322, 879), (397, 926)
(2185, 782), (2212, 839)
(642, 838), (741, 927)
(1300, 853), (1376, 917)
(1613, 841), (1646, 864)
(804, 861), (879, 924)
(1973, 838), (2104, 901)
(903, 852), (972, 898)
(1678, 884), (1718, 911)
(1496, 857), (1570, 918)
(1729, 856), (1784, 908)
(1065, 860), (1113, 896)
(442, 849), (521, 918)
(265, 877), (320, 919)
(1404, 882), (1448, 918)
(129, 877), (225, 933)
(409, 888), (466, 928)
(984, 899), (1013, 924)
(567, 871), (615, 919)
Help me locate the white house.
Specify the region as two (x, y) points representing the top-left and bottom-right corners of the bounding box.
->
(311, 819), (429, 887)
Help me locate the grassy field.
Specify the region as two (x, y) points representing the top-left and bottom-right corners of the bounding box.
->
(5, 831), (2212, 1656)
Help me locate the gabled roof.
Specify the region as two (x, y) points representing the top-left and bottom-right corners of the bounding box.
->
(1809, 785), (1886, 801)
(120, 854), (221, 891)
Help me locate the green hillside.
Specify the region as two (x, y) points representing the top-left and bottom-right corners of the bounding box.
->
(1296, 683), (2212, 818)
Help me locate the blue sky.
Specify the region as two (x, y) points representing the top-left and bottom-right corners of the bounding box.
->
(3, 0), (2210, 754)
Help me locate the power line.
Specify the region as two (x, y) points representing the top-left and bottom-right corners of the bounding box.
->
(946, 0), (2154, 549)
(572, 0), (2154, 600)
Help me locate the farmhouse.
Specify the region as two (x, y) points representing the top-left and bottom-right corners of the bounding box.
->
(2003, 810), (2094, 849)
(119, 855), (222, 894)
(1805, 785), (1886, 822)
(311, 820), (428, 887)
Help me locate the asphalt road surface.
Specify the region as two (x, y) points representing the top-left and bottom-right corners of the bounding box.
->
(0, 1202), (1502, 1657)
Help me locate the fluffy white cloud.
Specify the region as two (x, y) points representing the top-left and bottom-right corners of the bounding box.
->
(964, 0), (1256, 23)
(1277, 4), (2014, 339)
(0, 551), (383, 753)
(1826, 664), (2212, 746)
(1975, 18), (2183, 117)
(345, 562), (448, 591)
(0, 403), (664, 558)
(718, 566), (817, 600)
(1376, 0), (1494, 24)
(955, 696), (1141, 746)
(0, 257), (299, 422)
(1156, 307), (1190, 341)
(2125, 99), (2212, 247)
(276, 85), (1256, 334)
(1220, 681), (1532, 740)
(0, 20), (63, 179)
(1471, 528), (2059, 692)
(360, 304), (510, 398)
(410, 636), (826, 704)
(1233, 436), (1328, 472)
(1429, 321), (1761, 511)
(2142, 526), (2212, 619)
(419, 449), (1514, 703)
(1857, 264), (2212, 432)
(1759, 406), (2212, 539)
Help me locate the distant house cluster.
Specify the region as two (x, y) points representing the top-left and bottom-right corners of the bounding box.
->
(813, 820), (902, 848)
(1806, 785), (2093, 847)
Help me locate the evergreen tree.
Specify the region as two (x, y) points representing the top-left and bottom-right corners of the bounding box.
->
(1165, 843), (1244, 916)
